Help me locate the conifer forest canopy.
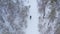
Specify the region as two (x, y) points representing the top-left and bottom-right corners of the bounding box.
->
(0, 0), (60, 34)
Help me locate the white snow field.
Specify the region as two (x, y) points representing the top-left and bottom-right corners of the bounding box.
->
(26, 0), (40, 34)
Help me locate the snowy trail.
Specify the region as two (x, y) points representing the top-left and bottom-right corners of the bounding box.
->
(26, 0), (39, 34)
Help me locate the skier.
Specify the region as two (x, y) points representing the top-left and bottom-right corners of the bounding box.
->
(30, 16), (32, 19)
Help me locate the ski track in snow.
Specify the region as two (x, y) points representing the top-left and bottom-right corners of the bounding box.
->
(26, 0), (40, 34)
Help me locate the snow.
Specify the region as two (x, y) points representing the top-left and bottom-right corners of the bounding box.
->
(26, 0), (40, 34)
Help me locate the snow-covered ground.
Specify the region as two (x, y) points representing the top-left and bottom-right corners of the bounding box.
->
(26, 0), (40, 34)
